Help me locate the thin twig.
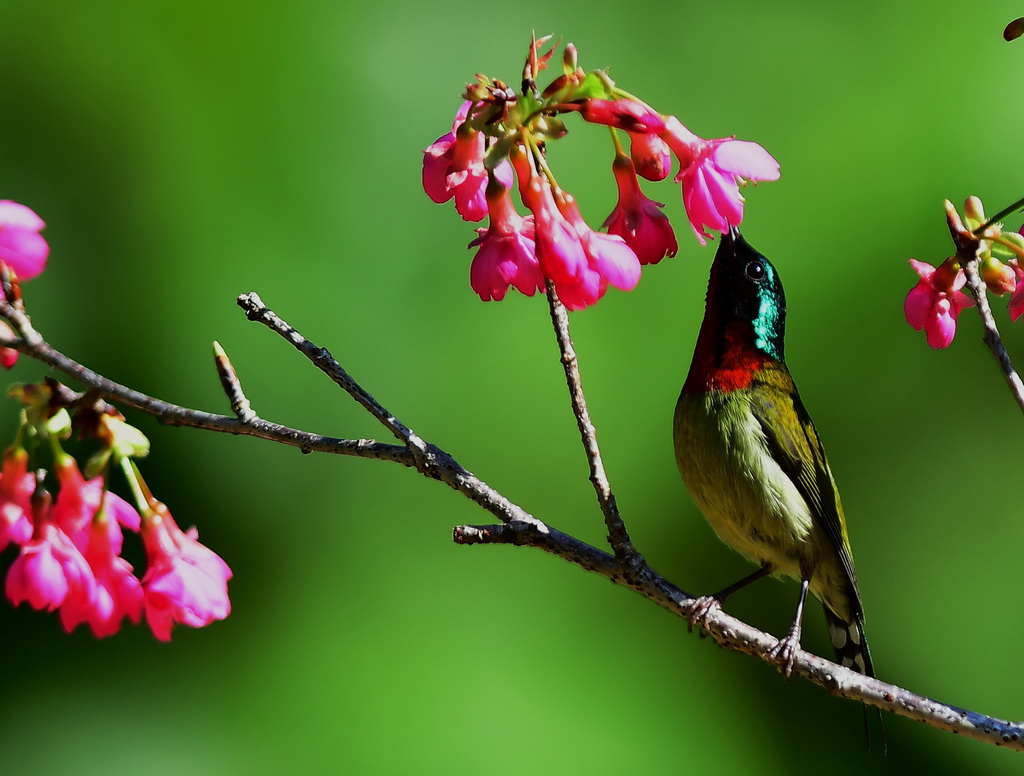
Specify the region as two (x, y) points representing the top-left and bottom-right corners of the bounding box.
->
(236, 292), (436, 471)
(945, 201), (1024, 413)
(543, 280), (643, 570)
(212, 341), (257, 423)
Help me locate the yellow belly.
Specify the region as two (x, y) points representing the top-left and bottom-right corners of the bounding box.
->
(673, 390), (814, 578)
(673, 390), (853, 618)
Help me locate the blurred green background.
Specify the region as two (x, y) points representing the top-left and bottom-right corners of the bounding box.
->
(1, 1), (1022, 773)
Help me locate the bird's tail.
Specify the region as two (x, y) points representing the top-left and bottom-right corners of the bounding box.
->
(824, 607), (875, 677)
(825, 608), (886, 752)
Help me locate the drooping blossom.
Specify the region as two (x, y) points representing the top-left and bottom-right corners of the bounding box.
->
(555, 190), (641, 299)
(0, 200), (48, 280)
(468, 178), (543, 301)
(422, 101), (514, 222)
(904, 258), (975, 348)
(141, 502), (231, 641)
(578, 99), (665, 134)
(51, 455), (140, 553)
(520, 174), (589, 289)
(516, 163), (642, 310)
(0, 446), (34, 550)
(661, 116), (780, 244)
(68, 506), (143, 638)
(6, 520), (95, 615)
(603, 154), (677, 265)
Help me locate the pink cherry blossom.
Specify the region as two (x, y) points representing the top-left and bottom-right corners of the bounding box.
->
(51, 458), (101, 550)
(68, 508), (143, 638)
(422, 101), (514, 222)
(6, 521), (95, 614)
(603, 154), (677, 265)
(521, 175), (589, 286)
(141, 503), (231, 641)
(904, 258), (975, 348)
(555, 191), (641, 295)
(661, 116), (780, 244)
(578, 99), (665, 134)
(518, 173), (642, 310)
(469, 180), (543, 301)
(51, 456), (140, 553)
(0, 200), (48, 280)
(0, 446), (34, 550)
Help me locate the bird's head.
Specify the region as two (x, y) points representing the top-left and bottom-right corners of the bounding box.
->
(707, 226), (787, 361)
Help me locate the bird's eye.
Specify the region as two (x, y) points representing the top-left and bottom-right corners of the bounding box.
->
(744, 259), (766, 282)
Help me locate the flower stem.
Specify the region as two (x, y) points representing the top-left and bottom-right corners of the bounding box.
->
(543, 280), (645, 571)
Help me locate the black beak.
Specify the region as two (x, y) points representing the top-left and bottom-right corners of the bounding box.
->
(715, 225), (742, 263)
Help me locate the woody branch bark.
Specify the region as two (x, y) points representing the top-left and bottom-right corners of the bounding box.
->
(0, 283), (1021, 750)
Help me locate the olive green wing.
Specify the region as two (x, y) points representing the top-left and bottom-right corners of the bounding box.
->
(747, 366), (864, 617)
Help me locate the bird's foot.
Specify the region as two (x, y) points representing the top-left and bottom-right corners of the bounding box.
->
(768, 623), (803, 679)
(687, 595), (723, 636)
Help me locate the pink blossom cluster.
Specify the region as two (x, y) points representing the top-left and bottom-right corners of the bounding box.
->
(422, 56), (779, 310)
(3, 448), (231, 640)
(0, 199), (230, 640)
(903, 199), (1024, 349)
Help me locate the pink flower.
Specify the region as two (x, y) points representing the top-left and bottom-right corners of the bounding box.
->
(629, 132), (672, 182)
(0, 200), (48, 280)
(556, 191), (642, 295)
(70, 508), (143, 638)
(603, 154), (677, 265)
(519, 173), (643, 310)
(51, 456), (140, 553)
(141, 504), (231, 641)
(6, 521), (95, 614)
(661, 116), (780, 244)
(904, 258), (975, 348)
(578, 99), (665, 134)
(521, 175), (589, 285)
(422, 102), (514, 222)
(51, 458), (101, 550)
(1009, 263), (1024, 321)
(0, 446), (34, 550)
(469, 179), (543, 301)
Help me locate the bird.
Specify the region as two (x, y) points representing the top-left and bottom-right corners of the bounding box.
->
(672, 226), (875, 682)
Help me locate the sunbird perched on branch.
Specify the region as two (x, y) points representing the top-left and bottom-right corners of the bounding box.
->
(673, 227), (874, 680)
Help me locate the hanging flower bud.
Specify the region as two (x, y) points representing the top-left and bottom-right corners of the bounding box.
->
(578, 99), (665, 134)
